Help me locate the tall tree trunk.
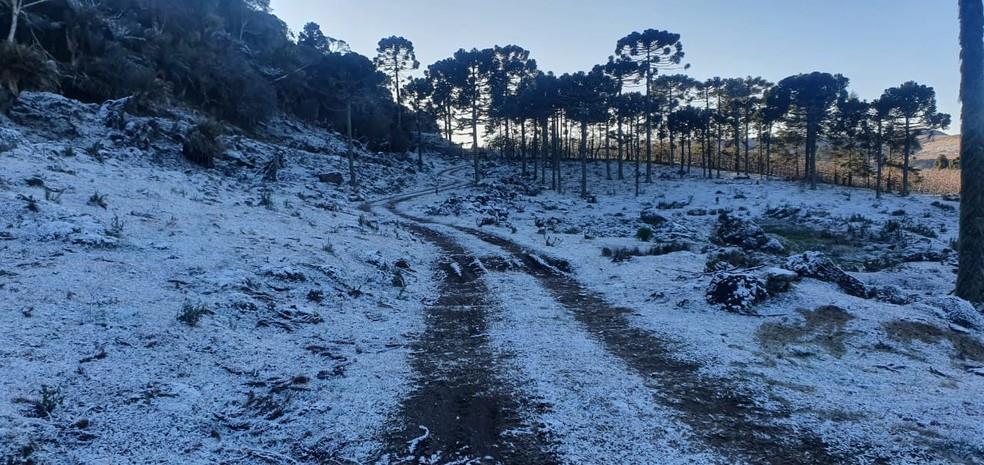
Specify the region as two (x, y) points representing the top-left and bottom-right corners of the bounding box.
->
(635, 116), (641, 196)
(744, 120), (751, 175)
(645, 53), (653, 183)
(605, 120), (612, 180)
(416, 112), (423, 168)
(765, 126), (772, 178)
(505, 119), (512, 160)
(541, 117), (548, 184)
(394, 65), (402, 131)
(521, 119), (527, 176)
(7, 3), (21, 44)
(808, 116), (818, 189)
(617, 114), (625, 180)
(472, 101), (479, 185)
(580, 119), (588, 197)
(346, 102), (357, 187)
(958, 0), (984, 301)
(716, 125), (723, 178)
(902, 117), (912, 196)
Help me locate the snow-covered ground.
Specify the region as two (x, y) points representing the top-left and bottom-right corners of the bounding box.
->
(2, 91), (983, 465)
(0, 93), (448, 464)
(399, 161), (984, 464)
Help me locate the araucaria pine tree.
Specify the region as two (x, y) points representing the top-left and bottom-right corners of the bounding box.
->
(375, 36), (420, 130)
(616, 29), (686, 184)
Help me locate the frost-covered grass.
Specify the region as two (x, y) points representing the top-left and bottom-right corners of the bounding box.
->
(3, 91), (982, 464)
(0, 93), (446, 464)
(402, 160), (984, 463)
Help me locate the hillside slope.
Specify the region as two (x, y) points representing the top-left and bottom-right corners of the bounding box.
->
(0, 93), (447, 464)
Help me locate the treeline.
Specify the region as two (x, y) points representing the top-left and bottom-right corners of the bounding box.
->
(407, 30), (951, 197)
(0, 0), (427, 151)
(1, 2), (950, 197)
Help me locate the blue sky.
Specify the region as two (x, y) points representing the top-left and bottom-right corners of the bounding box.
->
(270, 0), (962, 129)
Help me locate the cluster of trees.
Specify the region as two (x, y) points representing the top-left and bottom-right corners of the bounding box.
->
(0, 1), (952, 199)
(0, 0), (427, 152)
(403, 29), (951, 198)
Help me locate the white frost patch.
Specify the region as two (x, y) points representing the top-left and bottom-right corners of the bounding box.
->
(485, 271), (725, 464)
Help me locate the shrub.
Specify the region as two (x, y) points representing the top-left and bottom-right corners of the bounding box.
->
(258, 190), (274, 209)
(177, 303), (211, 327)
(903, 223), (939, 239)
(88, 191), (108, 209)
(182, 121), (224, 167)
(603, 242), (691, 262)
(31, 385), (63, 418)
(705, 248), (761, 272)
(0, 43), (58, 102)
(105, 215), (125, 238)
(636, 226), (654, 242)
(16, 194), (39, 212)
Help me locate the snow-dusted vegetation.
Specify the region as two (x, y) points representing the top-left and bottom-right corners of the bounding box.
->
(403, 161), (984, 463)
(0, 93), (444, 463)
(2, 1), (984, 464)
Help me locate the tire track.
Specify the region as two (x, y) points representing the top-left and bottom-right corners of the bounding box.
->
(370, 188), (558, 464)
(383, 187), (848, 465)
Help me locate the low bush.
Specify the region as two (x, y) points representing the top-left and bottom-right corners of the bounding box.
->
(182, 121), (224, 168)
(603, 242), (691, 262)
(177, 303), (211, 327)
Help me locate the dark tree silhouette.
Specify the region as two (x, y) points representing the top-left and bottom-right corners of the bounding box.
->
(311, 52), (386, 187)
(562, 66), (616, 197)
(424, 58), (459, 143)
(404, 76), (433, 167)
(879, 81), (951, 195)
(870, 97), (894, 198)
(375, 36), (419, 130)
(449, 48), (495, 184)
(488, 45), (537, 160)
(2, 0), (51, 44)
(831, 96), (871, 187)
(616, 29), (686, 183)
(772, 72), (849, 189)
(604, 56), (639, 181)
(760, 85), (789, 177)
(298, 22), (349, 54)
(958, 0), (984, 302)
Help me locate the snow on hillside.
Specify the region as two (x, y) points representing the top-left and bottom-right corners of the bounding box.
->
(0, 93), (446, 464)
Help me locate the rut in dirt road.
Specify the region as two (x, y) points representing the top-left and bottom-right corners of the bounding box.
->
(375, 218), (558, 465)
(387, 200), (849, 465)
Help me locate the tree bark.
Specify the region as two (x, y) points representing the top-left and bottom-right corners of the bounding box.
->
(472, 101), (479, 185)
(416, 112), (423, 168)
(617, 114), (625, 180)
(901, 117), (912, 196)
(521, 119), (527, 176)
(580, 119), (588, 197)
(346, 102), (357, 187)
(958, 0), (984, 301)
(7, 2), (21, 44)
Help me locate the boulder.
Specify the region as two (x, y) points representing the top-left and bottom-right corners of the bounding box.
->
(639, 208), (668, 227)
(8, 92), (91, 138)
(924, 296), (984, 330)
(706, 272), (770, 315)
(317, 172), (345, 185)
(704, 247), (761, 272)
(785, 252), (869, 298)
(764, 267), (799, 294)
(712, 213), (784, 253)
(870, 285), (915, 305)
